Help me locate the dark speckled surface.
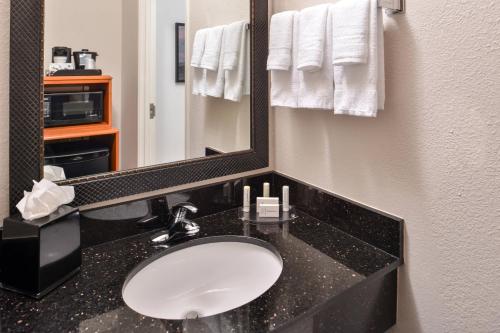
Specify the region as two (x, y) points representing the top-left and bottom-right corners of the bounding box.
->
(271, 173), (404, 259)
(0, 208), (400, 333)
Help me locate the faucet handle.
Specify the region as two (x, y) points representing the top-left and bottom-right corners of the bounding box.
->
(171, 202), (198, 222)
(152, 202), (200, 245)
(172, 202), (198, 214)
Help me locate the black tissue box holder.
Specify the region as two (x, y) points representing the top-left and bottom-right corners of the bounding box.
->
(0, 206), (81, 299)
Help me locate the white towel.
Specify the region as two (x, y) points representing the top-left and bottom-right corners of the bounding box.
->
(191, 29), (208, 67)
(223, 21), (246, 71)
(200, 26), (224, 71)
(270, 12), (300, 108)
(192, 28), (208, 96)
(333, 0), (385, 117)
(267, 11), (296, 71)
(192, 68), (205, 95)
(297, 4), (329, 72)
(332, 0), (370, 65)
(206, 27), (227, 98)
(298, 4), (334, 109)
(224, 27), (248, 102)
(243, 30), (251, 97)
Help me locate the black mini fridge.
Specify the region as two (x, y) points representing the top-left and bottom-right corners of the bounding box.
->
(45, 142), (110, 179)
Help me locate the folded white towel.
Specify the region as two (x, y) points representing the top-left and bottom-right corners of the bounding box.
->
(224, 27), (248, 102)
(223, 21), (246, 71)
(332, 0), (370, 65)
(243, 30), (251, 97)
(192, 68), (206, 95)
(267, 11), (296, 71)
(200, 26), (224, 71)
(298, 4), (334, 109)
(333, 0), (385, 117)
(270, 12), (300, 108)
(297, 4), (329, 72)
(206, 26), (227, 98)
(191, 28), (208, 68)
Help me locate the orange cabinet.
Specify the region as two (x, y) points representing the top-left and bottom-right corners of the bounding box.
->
(43, 76), (120, 171)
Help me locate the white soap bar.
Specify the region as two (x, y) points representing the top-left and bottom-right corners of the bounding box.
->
(260, 204), (280, 218)
(256, 197), (279, 213)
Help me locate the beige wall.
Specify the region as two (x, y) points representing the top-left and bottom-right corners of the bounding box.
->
(186, 0), (251, 158)
(0, 0), (9, 221)
(272, 0), (500, 332)
(44, 0), (140, 169)
(44, 0), (124, 132)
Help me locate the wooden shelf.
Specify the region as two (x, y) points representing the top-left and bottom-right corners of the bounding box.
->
(44, 75), (114, 126)
(44, 124), (120, 172)
(44, 123), (119, 141)
(44, 75), (113, 85)
(43, 75), (119, 171)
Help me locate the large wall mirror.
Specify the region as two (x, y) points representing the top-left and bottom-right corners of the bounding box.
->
(9, 0), (268, 212)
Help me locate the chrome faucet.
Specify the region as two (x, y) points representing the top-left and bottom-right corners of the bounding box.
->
(151, 202), (200, 244)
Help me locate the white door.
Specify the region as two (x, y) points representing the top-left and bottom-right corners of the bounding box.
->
(138, 0), (187, 167)
(138, 0), (157, 167)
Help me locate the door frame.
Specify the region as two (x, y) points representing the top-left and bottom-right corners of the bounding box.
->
(138, 0), (157, 167)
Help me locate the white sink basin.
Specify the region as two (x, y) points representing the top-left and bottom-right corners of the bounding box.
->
(122, 236), (283, 320)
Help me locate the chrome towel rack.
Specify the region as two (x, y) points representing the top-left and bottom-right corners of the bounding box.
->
(378, 0), (405, 15)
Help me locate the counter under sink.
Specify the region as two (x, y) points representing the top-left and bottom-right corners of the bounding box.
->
(0, 172), (404, 333)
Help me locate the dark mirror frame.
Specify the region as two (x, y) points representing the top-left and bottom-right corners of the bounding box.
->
(9, 0), (269, 213)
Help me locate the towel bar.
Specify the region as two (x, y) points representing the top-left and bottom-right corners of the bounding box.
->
(378, 0), (405, 14)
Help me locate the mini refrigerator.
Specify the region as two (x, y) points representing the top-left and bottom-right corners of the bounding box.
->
(45, 143), (110, 179)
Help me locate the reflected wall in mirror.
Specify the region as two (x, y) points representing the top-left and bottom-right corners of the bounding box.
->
(42, 0), (250, 182)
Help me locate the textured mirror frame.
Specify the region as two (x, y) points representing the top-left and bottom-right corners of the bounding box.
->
(9, 0), (269, 212)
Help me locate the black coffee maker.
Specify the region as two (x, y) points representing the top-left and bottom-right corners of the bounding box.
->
(73, 49), (99, 70)
(52, 47), (72, 64)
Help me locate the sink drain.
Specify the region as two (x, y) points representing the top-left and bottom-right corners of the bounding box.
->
(184, 311), (200, 320)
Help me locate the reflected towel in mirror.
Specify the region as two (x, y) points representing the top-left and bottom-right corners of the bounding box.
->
(224, 25), (250, 102)
(191, 28), (208, 68)
(205, 26), (227, 98)
(223, 21), (246, 71)
(200, 26), (224, 71)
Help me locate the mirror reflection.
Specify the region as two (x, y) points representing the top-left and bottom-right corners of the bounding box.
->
(42, 0), (251, 181)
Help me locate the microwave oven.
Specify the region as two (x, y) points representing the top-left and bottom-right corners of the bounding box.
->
(44, 91), (104, 127)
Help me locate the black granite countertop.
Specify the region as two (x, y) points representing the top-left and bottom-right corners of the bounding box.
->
(0, 209), (400, 333)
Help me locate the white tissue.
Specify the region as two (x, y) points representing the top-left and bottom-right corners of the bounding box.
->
(16, 179), (75, 221)
(44, 165), (67, 182)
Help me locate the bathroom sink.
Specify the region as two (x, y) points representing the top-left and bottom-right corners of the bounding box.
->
(122, 236), (283, 320)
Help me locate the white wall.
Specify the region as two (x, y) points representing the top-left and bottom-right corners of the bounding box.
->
(272, 0), (500, 332)
(186, 0), (251, 158)
(155, 0), (187, 164)
(0, 0), (9, 222)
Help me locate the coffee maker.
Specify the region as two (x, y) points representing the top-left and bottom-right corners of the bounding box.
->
(73, 49), (99, 70)
(52, 47), (72, 64)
